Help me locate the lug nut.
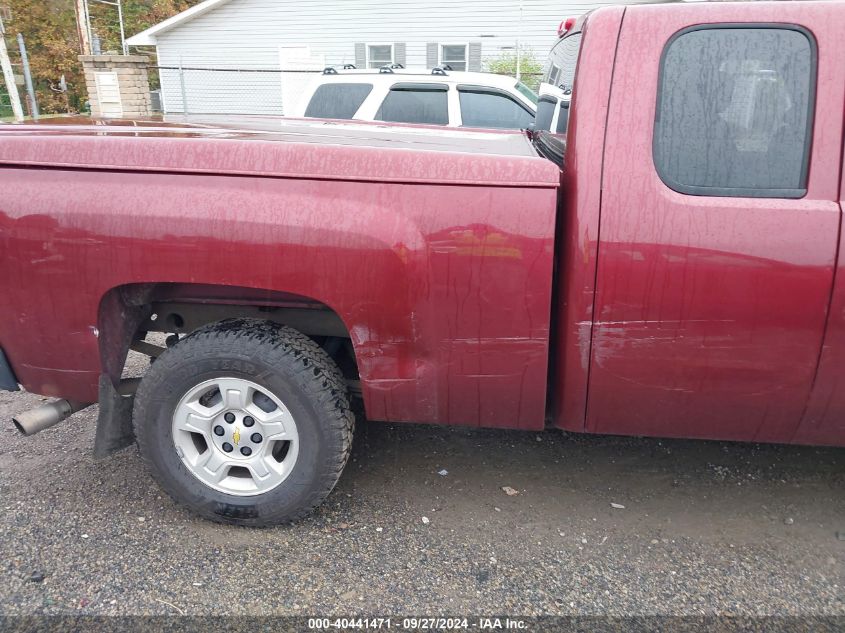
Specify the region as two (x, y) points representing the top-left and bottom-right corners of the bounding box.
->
(251, 433), (262, 443)
(224, 412), (235, 423)
(213, 425), (225, 436)
(240, 446), (252, 456)
(243, 416), (255, 427)
(222, 442), (233, 453)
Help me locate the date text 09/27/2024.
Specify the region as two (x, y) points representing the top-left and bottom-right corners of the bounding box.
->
(307, 617), (528, 630)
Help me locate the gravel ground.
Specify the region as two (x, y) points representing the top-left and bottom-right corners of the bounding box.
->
(1, 351), (843, 618)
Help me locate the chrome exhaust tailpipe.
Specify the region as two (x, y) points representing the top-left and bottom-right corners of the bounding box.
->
(13, 399), (93, 436)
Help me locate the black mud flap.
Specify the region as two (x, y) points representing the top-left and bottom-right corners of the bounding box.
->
(93, 374), (136, 459)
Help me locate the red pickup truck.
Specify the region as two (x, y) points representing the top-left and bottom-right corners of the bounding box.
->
(1, 1), (844, 525)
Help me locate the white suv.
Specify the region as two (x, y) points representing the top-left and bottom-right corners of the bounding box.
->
(291, 66), (538, 130)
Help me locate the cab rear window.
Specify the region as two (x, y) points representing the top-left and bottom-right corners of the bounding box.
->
(654, 25), (815, 198)
(545, 32), (582, 93)
(305, 83), (373, 119)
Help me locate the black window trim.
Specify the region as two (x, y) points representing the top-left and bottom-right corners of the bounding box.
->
(456, 84), (535, 117)
(653, 23), (817, 200)
(388, 82), (449, 92)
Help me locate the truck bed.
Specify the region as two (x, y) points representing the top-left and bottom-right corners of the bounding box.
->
(0, 116), (558, 187)
(0, 116), (561, 431)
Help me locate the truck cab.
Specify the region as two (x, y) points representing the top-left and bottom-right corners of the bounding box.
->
(548, 1), (845, 447)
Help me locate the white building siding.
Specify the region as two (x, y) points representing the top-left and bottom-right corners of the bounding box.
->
(144, 0), (623, 115)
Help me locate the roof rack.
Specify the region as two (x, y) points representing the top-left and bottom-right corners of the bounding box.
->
(324, 64), (359, 74)
(323, 64), (459, 77)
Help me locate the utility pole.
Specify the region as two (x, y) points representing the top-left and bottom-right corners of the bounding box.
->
(0, 15), (23, 121)
(75, 0), (92, 55)
(17, 33), (37, 119)
(117, 0), (127, 55)
(515, 0), (523, 82)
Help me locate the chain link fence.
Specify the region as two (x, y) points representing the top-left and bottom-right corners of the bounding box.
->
(154, 66), (293, 115)
(151, 65), (543, 116)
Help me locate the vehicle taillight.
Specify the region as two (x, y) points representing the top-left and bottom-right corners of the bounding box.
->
(557, 17), (576, 37)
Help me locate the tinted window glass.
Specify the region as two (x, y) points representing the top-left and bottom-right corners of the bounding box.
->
(459, 90), (534, 129)
(535, 96), (556, 132)
(515, 82), (538, 105)
(545, 32), (581, 93)
(654, 27), (814, 198)
(375, 86), (448, 125)
(556, 100), (570, 134)
(305, 83), (373, 119)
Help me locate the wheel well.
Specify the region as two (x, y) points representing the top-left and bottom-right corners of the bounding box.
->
(97, 283), (359, 390)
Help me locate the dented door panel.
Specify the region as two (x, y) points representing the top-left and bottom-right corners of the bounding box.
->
(587, 3), (845, 443)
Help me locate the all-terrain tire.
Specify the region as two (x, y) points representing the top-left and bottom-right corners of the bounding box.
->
(132, 318), (354, 526)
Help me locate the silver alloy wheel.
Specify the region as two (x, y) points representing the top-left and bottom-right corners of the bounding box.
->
(171, 377), (300, 496)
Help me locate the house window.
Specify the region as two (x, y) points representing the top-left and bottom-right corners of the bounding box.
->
(440, 44), (467, 71)
(367, 44), (393, 68)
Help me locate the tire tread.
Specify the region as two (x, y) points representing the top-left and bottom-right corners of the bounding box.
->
(132, 318), (354, 526)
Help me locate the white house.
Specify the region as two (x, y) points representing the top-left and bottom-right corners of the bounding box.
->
(126, 0), (644, 115)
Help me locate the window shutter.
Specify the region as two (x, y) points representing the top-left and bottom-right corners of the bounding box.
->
(426, 42), (439, 69)
(394, 42), (406, 67)
(354, 43), (366, 69)
(468, 42), (482, 72)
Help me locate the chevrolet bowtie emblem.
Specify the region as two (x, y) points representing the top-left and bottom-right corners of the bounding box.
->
(232, 427), (241, 446)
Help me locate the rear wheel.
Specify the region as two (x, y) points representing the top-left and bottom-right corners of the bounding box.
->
(133, 319), (354, 526)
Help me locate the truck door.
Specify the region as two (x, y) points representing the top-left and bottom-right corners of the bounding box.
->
(588, 4), (845, 442)
(794, 71), (845, 446)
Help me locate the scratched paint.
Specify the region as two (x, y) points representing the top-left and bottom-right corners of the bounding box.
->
(584, 1), (845, 445)
(1, 1), (844, 447)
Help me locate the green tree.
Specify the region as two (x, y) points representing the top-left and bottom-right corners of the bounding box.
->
(88, 0), (197, 55)
(4, 0), (199, 114)
(6, 0), (83, 113)
(485, 49), (543, 91)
